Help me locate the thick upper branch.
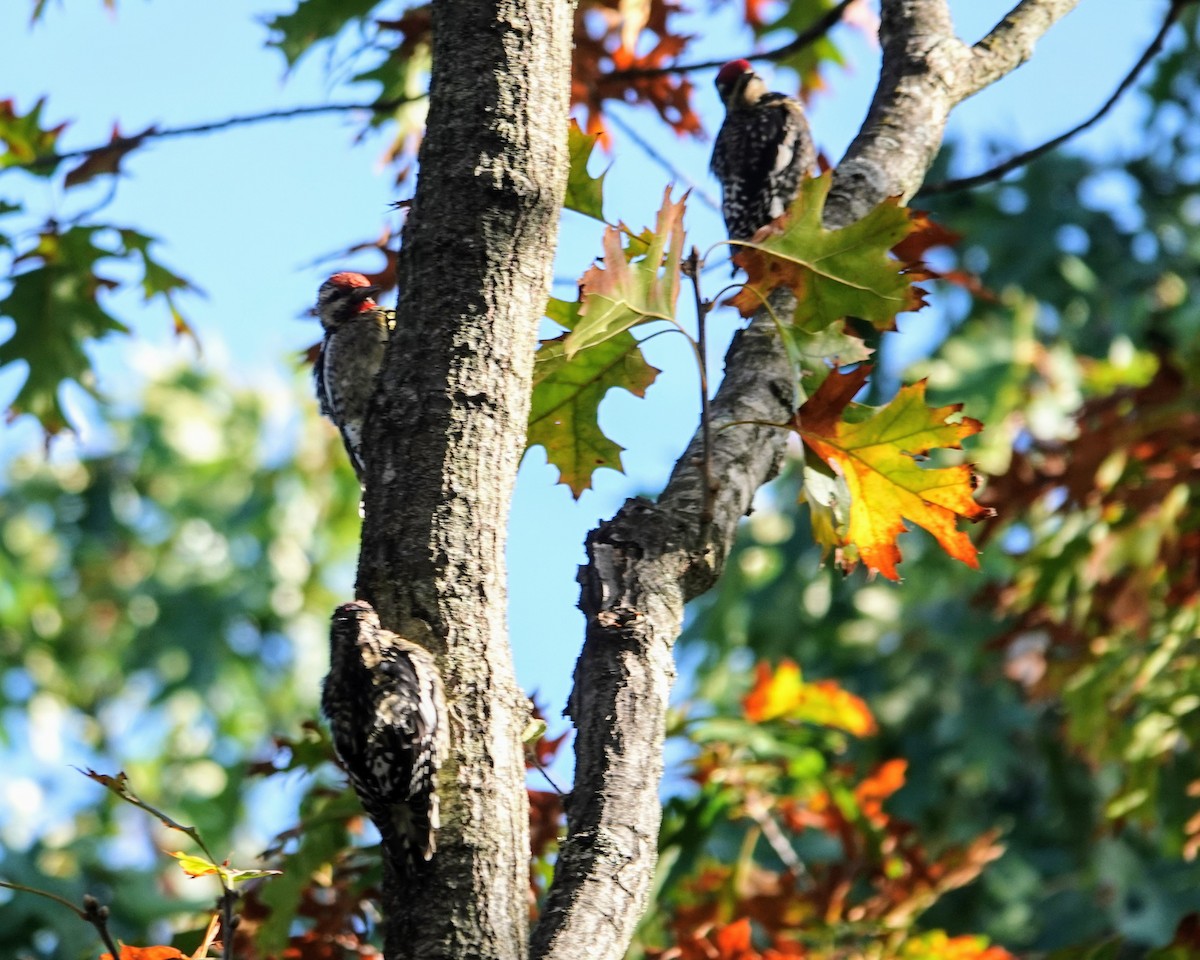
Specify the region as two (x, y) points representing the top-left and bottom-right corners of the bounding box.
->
(533, 2), (1087, 959)
(967, 0), (1085, 98)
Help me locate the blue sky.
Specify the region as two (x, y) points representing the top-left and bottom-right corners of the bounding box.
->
(0, 0), (1170, 844)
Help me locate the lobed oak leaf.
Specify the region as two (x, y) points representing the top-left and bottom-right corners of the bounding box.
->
(0, 97), (68, 174)
(727, 173), (926, 334)
(794, 365), (993, 580)
(893, 210), (992, 299)
(563, 186), (686, 358)
(571, 0), (702, 138)
(64, 123), (155, 188)
(527, 299), (660, 497)
(564, 119), (608, 222)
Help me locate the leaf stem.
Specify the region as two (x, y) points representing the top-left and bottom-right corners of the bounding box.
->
(684, 247), (715, 527)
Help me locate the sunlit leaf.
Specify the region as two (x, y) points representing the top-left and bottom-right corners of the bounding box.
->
(564, 119), (608, 222)
(0, 97), (67, 173)
(527, 298), (660, 497)
(563, 187), (686, 358)
(743, 660), (877, 736)
(793, 365), (991, 580)
(727, 173), (926, 333)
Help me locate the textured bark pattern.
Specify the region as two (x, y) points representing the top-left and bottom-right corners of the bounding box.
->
(532, 3), (1084, 959)
(355, 0), (573, 957)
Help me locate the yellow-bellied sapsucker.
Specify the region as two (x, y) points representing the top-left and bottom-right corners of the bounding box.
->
(313, 272), (393, 481)
(710, 59), (815, 241)
(322, 600), (449, 871)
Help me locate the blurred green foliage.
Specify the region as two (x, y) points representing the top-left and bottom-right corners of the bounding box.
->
(0, 368), (362, 957)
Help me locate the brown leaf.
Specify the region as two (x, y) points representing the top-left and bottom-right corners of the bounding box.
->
(65, 124), (155, 188)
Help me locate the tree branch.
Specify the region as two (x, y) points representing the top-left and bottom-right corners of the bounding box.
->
(605, 0), (858, 81)
(964, 0), (1084, 99)
(922, 0), (1192, 195)
(6, 96), (424, 175)
(533, 1), (1094, 957)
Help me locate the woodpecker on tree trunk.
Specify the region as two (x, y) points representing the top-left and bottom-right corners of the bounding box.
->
(313, 272), (393, 484)
(322, 600), (449, 872)
(710, 59), (815, 242)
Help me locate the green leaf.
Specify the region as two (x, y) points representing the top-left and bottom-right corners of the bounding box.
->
(527, 298), (660, 497)
(728, 173), (926, 333)
(0, 229), (129, 432)
(264, 0), (380, 67)
(563, 187), (686, 358)
(0, 98), (68, 174)
(0, 226), (197, 432)
(564, 119), (607, 222)
(166, 850), (280, 885)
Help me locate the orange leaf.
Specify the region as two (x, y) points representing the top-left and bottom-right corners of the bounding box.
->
(713, 918), (759, 959)
(101, 947), (186, 960)
(744, 661), (876, 736)
(794, 366), (993, 580)
(855, 758), (907, 826)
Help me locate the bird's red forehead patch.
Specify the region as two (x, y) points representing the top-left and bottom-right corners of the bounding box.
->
(328, 271), (372, 288)
(717, 59), (753, 86)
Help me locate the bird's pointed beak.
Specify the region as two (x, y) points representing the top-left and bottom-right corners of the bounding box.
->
(354, 285), (381, 302)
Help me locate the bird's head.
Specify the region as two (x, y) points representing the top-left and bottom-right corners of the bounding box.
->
(332, 599), (381, 633)
(715, 59), (766, 109)
(316, 272), (381, 330)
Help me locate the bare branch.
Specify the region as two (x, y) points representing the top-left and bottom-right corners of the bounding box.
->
(964, 0), (1085, 99)
(923, 0), (1193, 195)
(605, 0), (858, 82)
(6, 95), (424, 175)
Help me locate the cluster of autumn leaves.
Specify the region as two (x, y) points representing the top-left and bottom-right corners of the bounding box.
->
(530, 123), (992, 582)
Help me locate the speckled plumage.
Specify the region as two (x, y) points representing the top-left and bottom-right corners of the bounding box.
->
(710, 60), (815, 242)
(322, 600), (448, 870)
(313, 272), (392, 481)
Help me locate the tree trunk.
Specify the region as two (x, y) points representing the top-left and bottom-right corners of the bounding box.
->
(355, 0), (574, 956)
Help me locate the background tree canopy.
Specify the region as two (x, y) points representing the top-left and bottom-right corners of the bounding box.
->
(2, 1), (1200, 959)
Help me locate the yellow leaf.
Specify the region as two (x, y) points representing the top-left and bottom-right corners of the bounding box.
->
(743, 660), (877, 736)
(794, 365), (993, 581)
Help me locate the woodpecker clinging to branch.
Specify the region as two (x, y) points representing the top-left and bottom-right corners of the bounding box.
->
(322, 600), (449, 871)
(710, 59), (815, 242)
(313, 272), (393, 482)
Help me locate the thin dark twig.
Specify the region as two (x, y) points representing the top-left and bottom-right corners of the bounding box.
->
(7, 95), (425, 174)
(921, 0), (1191, 196)
(604, 109), (721, 212)
(0, 885), (122, 960)
(606, 0), (857, 82)
(531, 757), (569, 797)
(82, 895), (122, 960)
(221, 888), (238, 960)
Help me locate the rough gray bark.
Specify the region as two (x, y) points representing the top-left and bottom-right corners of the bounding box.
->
(531, 3), (1082, 960)
(354, 0), (573, 957)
